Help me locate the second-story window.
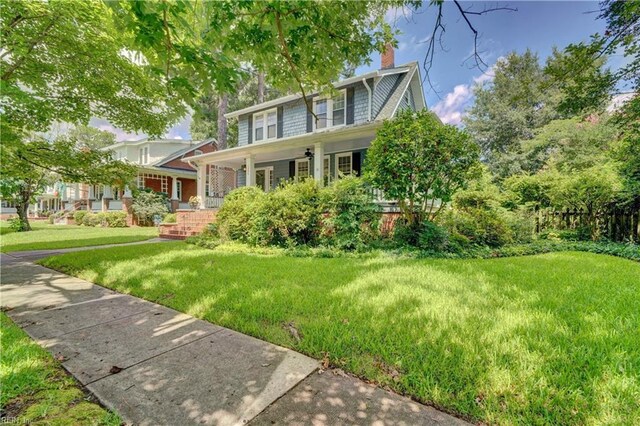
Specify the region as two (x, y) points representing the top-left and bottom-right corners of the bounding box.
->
(139, 147), (149, 164)
(253, 109), (277, 142)
(314, 90), (346, 130)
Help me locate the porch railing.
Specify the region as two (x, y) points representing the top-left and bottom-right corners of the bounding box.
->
(204, 196), (224, 209)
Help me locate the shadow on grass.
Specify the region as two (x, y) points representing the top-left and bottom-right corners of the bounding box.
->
(40, 245), (640, 425)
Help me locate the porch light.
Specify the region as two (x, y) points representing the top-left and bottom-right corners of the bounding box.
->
(304, 148), (314, 159)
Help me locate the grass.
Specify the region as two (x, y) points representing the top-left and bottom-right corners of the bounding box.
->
(0, 312), (120, 425)
(0, 221), (158, 252)
(40, 242), (640, 425)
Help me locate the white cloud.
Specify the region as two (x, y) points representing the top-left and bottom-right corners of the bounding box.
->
(431, 84), (473, 125)
(385, 5), (414, 27)
(87, 115), (193, 142)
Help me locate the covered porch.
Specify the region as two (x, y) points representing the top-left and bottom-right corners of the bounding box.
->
(188, 123), (384, 209)
(134, 167), (197, 211)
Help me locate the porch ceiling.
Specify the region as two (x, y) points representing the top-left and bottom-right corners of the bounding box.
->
(190, 122), (381, 169)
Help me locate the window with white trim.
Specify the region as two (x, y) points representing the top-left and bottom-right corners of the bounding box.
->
(296, 159), (310, 179)
(323, 155), (331, 186)
(138, 146), (149, 164)
(336, 152), (352, 178)
(176, 180), (182, 200)
(253, 109), (277, 142)
(194, 149), (203, 156)
(314, 90), (346, 130)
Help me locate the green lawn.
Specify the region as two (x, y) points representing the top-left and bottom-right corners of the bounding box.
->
(40, 242), (640, 425)
(0, 221), (158, 252)
(0, 313), (120, 425)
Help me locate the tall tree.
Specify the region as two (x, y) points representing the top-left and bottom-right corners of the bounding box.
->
(463, 50), (561, 175)
(68, 125), (117, 150)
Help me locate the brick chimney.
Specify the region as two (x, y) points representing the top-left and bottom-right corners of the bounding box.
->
(381, 43), (395, 69)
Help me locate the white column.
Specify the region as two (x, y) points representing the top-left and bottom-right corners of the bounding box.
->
(171, 176), (179, 200)
(245, 156), (255, 187)
(197, 163), (207, 208)
(314, 142), (325, 185)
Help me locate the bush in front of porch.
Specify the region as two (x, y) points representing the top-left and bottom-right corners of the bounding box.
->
(208, 177), (380, 251)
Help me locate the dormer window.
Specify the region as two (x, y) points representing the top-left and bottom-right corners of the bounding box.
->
(194, 149), (203, 156)
(253, 108), (277, 142)
(139, 146), (149, 164)
(314, 90), (346, 130)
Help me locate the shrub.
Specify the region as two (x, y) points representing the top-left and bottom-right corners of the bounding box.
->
(216, 186), (264, 242)
(8, 217), (28, 232)
(131, 190), (168, 226)
(73, 210), (87, 224)
(250, 179), (322, 247)
(417, 221), (450, 251)
(440, 207), (513, 248)
(105, 211), (127, 227)
(163, 213), (177, 223)
(320, 176), (380, 250)
(82, 212), (101, 227)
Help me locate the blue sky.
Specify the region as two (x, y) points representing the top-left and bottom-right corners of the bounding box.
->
(97, 1), (611, 140)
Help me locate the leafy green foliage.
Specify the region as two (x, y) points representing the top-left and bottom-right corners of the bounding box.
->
(251, 179), (322, 247)
(464, 50), (561, 173)
(130, 191), (168, 226)
(68, 125), (117, 150)
(162, 213), (177, 224)
(73, 211), (88, 225)
(543, 47), (614, 117)
(79, 212), (128, 228)
(320, 176), (380, 251)
(365, 110), (480, 225)
(216, 186), (265, 242)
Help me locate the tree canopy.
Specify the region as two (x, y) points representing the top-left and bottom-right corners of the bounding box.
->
(365, 110), (480, 225)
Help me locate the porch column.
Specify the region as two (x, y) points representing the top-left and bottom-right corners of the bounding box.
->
(171, 176), (179, 200)
(314, 142), (325, 185)
(197, 164), (207, 208)
(102, 185), (112, 212)
(245, 155), (255, 187)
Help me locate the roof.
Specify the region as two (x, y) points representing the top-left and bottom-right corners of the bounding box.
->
(101, 138), (195, 151)
(154, 138), (217, 167)
(224, 62), (421, 119)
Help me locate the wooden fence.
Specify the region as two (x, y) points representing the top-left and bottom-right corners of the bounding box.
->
(535, 206), (640, 242)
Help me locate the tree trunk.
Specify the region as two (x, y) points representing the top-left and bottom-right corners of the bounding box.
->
(16, 191), (32, 231)
(257, 72), (265, 103)
(217, 94), (228, 150)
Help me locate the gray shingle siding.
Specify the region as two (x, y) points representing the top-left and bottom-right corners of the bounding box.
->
(372, 74), (400, 118)
(238, 117), (248, 146)
(353, 83), (370, 124)
(282, 99), (308, 138)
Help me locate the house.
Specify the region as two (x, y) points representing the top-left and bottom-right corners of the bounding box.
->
(28, 138), (219, 218)
(184, 48), (426, 210)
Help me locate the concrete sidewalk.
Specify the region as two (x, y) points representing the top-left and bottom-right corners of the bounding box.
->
(0, 252), (467, 425)
(5, 237), (173, 262)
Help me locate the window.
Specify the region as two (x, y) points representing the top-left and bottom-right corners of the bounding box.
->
(332, 93), (345, 126)
(323, 155), (331, 185)
(296, 159), (310, 179)
(255, 167), (274, 192)
(314, 90), (346, 130)
(194, 149), (203, 156)
(176, 180), (182, 200)
(139, 147), (149, 164)
(315, 99), (328, 129)
(336, 153), (352, 178)
(253, 109), (277, 142)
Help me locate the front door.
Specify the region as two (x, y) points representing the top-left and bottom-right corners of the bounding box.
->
(255, 167), (273, 192)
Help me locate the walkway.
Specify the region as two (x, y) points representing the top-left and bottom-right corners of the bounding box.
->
(0, 250), (467, 425)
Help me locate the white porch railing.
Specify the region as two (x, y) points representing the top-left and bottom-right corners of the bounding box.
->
(109, 201), (122, 210)
(91, 201), (102, 211)
(204, 196), (224, 209)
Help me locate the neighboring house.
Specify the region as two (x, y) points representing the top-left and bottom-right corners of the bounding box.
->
(185, 48), (426, 209)
(29, 138), (218, 217)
